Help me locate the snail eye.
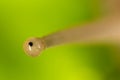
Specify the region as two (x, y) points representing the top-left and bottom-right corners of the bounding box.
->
(23, 38), (46, 57)
(28, 42), (33, 47)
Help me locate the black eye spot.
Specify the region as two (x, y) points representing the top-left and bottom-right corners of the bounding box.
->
(29, 42), (33, 47)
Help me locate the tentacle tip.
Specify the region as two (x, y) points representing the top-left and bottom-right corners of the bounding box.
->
(23, 37), (46, 57)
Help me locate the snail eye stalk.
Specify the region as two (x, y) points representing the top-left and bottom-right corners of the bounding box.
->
(23, 16), (120, 57)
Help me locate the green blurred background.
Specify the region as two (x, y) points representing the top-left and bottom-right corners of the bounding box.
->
(0, 0), (119, 80)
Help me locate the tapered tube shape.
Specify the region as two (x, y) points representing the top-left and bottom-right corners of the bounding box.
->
(23, 16), (120, 57)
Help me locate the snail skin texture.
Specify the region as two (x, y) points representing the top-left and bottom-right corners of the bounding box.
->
(23, 15), (120, 57)
(23, 0), (120, 57)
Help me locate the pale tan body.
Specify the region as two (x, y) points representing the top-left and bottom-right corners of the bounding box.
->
(43, 15), (120, 47)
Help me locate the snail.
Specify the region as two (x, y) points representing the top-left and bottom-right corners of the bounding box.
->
(23, 0), (120, 57)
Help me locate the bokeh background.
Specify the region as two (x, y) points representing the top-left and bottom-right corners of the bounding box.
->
(0, 0), (120, 80)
